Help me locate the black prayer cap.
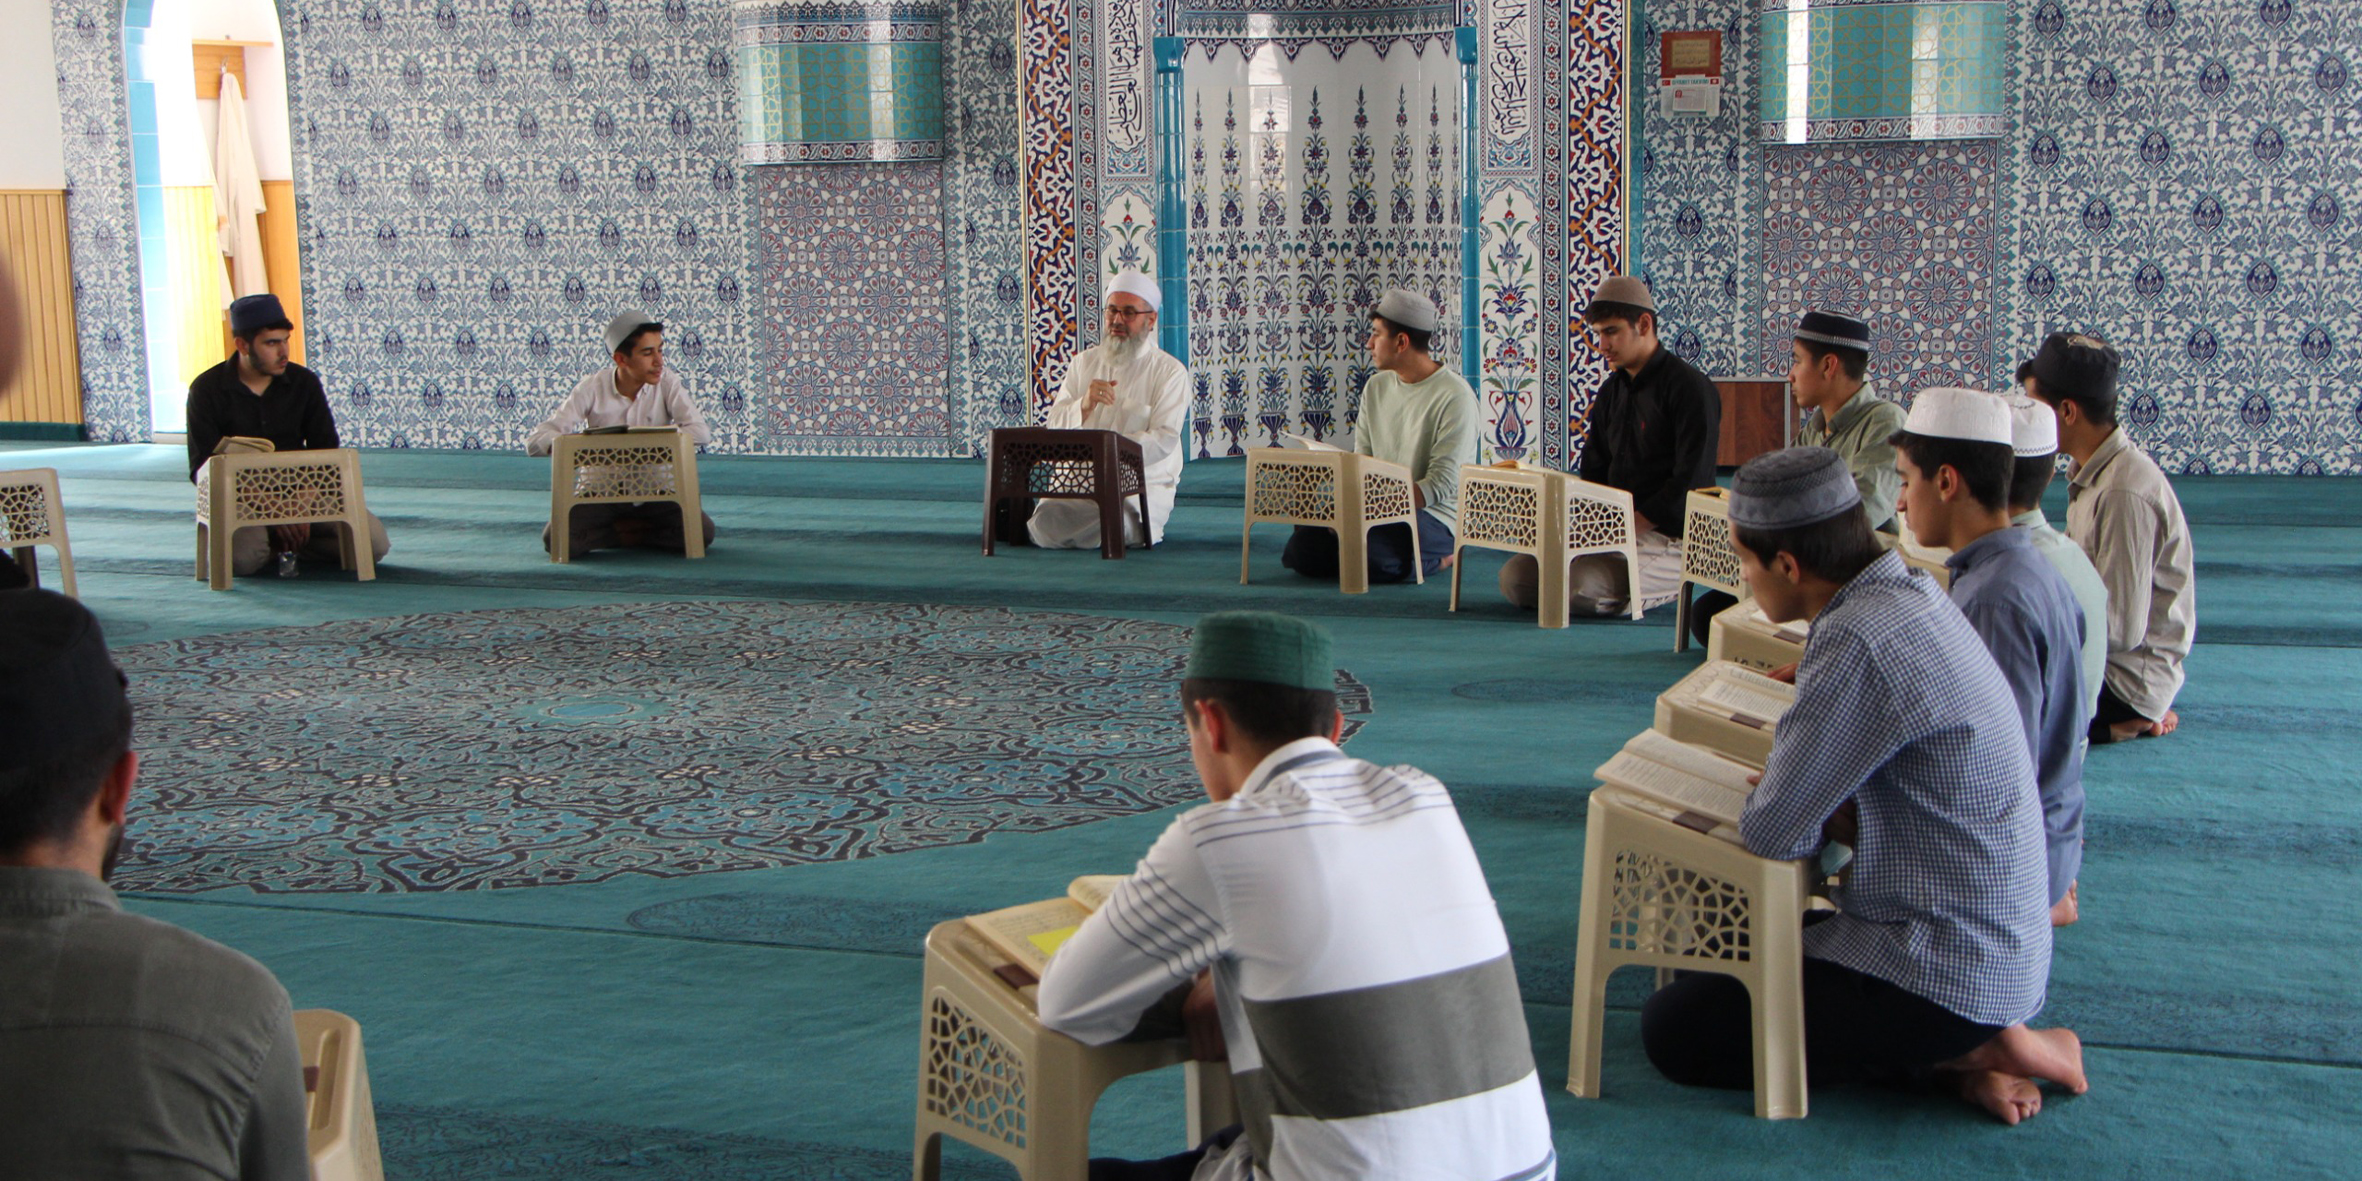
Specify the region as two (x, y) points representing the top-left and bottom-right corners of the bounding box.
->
(0, 590), (127, 761)
(229, 294), (292, 338)
(1794, 309), (1871, 351)
(2028, 331), (2119, 403)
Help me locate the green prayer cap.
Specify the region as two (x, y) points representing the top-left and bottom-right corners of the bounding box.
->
(1184, 611), (1334, 692)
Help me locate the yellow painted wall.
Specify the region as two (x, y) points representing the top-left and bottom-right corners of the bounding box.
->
(161, 183), (228, 387)
(0, 190), (82, 426)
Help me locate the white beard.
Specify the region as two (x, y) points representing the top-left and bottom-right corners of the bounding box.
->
(1106, 331), (1144, 363)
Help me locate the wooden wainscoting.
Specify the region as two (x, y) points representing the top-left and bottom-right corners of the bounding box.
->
(162, 184), (230, 387)
(0, 190), (84, 429)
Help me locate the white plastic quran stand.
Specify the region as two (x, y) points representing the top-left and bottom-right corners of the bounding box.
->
(549, 428), (705, 563)
(914, 920), (1237, 1181)
(1450, 462), (1642, 626)
(1675, 487), (1743, 651)
(1706, 598), (1807, 672)
(1240, 447), (1421, 594)
(293, 1009), (384, 1181)
(193, 449), (376, 590)
(1568, 790), (1811, 1119)
(0, 467), (76, 596)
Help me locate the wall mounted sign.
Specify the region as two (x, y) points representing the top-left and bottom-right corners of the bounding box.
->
(1757, 0), (2005, 143)
(735, 0), (945, 163)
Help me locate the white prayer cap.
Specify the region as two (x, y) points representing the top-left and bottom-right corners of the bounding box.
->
(1375, 288), (1441, 333)
(1107, 271), (1161, 313)
(1902, 387), (2013, 447)
(2005, 394), (2058, 457)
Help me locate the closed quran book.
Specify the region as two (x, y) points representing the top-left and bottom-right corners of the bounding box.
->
(1654, 660), (1797, 768)
(1593, 729), (1758, 831)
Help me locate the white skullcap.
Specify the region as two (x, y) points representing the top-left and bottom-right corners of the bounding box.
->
(2004, 394), (2058, 457)
(1375, 288), (1441, 333)
(1107, 271), (1161, 313)
(1903, 387), (2013, 447)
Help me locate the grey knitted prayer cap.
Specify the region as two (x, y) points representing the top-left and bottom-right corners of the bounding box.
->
(1729, 447), (1863, 530)
(1373, 288), (1440, 333)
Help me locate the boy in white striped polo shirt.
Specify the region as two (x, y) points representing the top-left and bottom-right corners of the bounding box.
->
(1039, 611), (1555, 1181)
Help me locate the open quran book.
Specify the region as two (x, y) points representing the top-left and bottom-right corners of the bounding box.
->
(1594, 729), (1761, 836)
(1280, 432), (1345, 452)
(964, 875), (1128, 977)
(1654, 660), (1797, 769)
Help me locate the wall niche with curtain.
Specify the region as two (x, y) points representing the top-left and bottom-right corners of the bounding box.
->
(1176, 16), (1468, 459)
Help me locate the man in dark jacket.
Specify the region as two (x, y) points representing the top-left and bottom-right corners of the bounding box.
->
(185, 294), (390, 576)
(1500, 275), (1719, 616)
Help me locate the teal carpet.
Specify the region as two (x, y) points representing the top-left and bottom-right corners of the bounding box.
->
(10, 440), (2360, 1178)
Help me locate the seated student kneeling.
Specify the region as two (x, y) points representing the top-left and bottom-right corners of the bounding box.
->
(1640, 448), (2087, 1125)
(1038, 612), (1556, 1181)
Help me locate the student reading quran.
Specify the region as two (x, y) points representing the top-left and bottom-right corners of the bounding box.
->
(184, 293), (395, 577)
(1690, 308), (1906, 644)
(526, 310), (718, 555)
(1280, 290), (1480, 585)
(1027, 271), (1191, 549)
(1035, 611), (1556, 1181)
(2022, 332), (2197, 745)
(2005, 392), (2111, 717)
(1502, 275), (1718, 617)
(1639, 447), (2087, 1126)
(0, 591), (309, 1180)
(1891, 387), (2090, 928)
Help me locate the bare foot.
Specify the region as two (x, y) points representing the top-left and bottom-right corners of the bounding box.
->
(1953, 1069), (2043, 1125)
(2051, 881), (2079, 927)
(2144, 709), (2180, 737)
(1942, 1024), (2088, 1095)
(1436, 552), (1458, 571)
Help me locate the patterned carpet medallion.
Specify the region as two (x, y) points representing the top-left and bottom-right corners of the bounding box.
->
(112, 602), (1373, 894)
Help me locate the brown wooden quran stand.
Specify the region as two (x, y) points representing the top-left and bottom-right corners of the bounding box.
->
(982, 428), (1151, 560)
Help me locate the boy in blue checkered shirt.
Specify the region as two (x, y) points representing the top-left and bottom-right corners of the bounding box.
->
(1641, 447), (2088, 1125)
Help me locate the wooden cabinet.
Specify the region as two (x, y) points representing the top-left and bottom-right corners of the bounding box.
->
(1713, 376), (1792, 468)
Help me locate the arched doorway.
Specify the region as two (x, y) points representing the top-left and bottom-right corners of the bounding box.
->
(120, 0), (302, 437)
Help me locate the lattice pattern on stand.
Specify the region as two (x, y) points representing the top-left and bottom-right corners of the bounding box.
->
(206, 462), (352, 524)
(0, 479), (58, 546)
(921, 993), (1028, 1148)
(1361, 469), (1413, 524)
(1459, 478), (1542, 550)
(1566, 492), (1631, 553)
(1604, 848), (1755, 962)
(995, 438), (1143, 496)
(1684, 500), (1743, 594)
(1247, 458), (1340, 523)
(566, 444), (684, 500)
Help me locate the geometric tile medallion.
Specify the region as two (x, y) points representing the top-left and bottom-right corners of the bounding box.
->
(111, 602), (1372, 894)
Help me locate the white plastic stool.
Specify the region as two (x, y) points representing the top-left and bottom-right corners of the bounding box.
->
(1674, 488), (1742, 651)
(549, 428), (706, 563)
(293, 1009), (384, 1181)
(194, 449), (376, 590)
(1450, 462), (1642, 626)
(914, 920), (1237, 1181)
(1239, 448), (1421, 594)
(1567, 790), (1811, 1120)
(0, 467), (75, 596)
(1706, 598), (1807, 672)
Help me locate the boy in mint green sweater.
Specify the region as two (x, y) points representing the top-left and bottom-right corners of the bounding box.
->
(1282, 289), (1480, 584)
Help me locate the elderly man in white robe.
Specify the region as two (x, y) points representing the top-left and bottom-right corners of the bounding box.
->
(1025, 273), (1192, 549)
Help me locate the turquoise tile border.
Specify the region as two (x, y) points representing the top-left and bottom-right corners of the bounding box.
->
(734, 1), (945, 163)
(1755, 0), (2003, 141)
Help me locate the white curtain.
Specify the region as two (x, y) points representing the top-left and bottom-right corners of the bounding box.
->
(213, 70), (270, 302)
